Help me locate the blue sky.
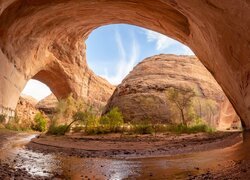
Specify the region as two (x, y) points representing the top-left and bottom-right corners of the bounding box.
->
(22, 24), (194, 100)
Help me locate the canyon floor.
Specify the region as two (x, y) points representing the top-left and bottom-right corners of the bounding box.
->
(2, 129), (250, 179)
(27, 132), (241, 159)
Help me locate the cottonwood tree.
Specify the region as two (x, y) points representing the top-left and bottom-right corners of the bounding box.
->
(166, 87), (196, 126)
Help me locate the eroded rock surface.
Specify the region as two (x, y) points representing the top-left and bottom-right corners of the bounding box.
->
(105, 55), (240, 130)
(35, 94), (58, 115)
(15, 94), (39, 126)
(0, 0), (249, 127)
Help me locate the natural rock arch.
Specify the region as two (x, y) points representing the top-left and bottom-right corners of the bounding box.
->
(33, 69), (72, 100)
(0, 1), (249, 127)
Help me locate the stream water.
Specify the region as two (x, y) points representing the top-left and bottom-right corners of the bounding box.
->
(0, 132), (249, 179)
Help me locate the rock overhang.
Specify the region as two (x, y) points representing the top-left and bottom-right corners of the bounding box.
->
(0, 0), (250, 127)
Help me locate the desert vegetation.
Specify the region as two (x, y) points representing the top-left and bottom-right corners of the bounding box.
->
(42, 90), (215, 136)
(0, 88), (215, 135)
(0, 111), (47, 132)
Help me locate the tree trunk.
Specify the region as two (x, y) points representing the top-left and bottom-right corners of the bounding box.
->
(180, 109), (186, 126)
(65, 119), (78, 134)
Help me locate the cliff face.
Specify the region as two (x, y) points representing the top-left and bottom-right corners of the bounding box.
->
(104, 55), (240, 130)
(35, 94), (58, 115)
(15, 94), (39, 126)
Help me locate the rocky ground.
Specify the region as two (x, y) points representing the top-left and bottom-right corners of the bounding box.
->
(27, 132), (241, 159)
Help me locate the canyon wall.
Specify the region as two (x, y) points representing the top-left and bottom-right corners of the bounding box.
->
(0, 1), (249, 127)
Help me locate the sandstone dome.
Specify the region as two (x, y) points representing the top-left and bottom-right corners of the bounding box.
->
(104, 54), (240, 130)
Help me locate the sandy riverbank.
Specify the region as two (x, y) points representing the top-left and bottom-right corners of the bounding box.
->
(27, 131), (242, 159)
(0, 129), (248, 179)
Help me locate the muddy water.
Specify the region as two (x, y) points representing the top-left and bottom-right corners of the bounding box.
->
(0, 132), (249, 179)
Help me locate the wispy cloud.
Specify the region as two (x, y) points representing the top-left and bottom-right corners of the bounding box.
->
(145, 30), (194, 55)
(101, 29), (140, 85)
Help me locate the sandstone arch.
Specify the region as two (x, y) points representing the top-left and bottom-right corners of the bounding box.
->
(0, 1), (249, 127)
(33, 69), (72, 100)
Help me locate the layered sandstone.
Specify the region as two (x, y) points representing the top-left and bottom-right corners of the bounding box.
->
(104, 55), (240, 130)
(35, 94), (58, 115)
(0, 1), (249, 127)
(15, 94), (39, 126)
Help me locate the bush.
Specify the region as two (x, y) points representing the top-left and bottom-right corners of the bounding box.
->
(133, 124), (154, 134)
(47, 124), (69, 135)
(100, 107), (124, 132)
(71, 126), (85, 133)
(5, 121), (20, 131)
(5, 120), (30, 131)
(85, 126), (111, 135)
(166, 123), (214, 134)
(153, 124), (169, 133)
(4, 114), (31, 131)
(32, 112), (47, 132)
(0, 114), (6, 123)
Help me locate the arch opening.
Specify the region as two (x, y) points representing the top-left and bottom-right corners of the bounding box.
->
(85, 24), (241, 131)
(0, 0), (249, 127)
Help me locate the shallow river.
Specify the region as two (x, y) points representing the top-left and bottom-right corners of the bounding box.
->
(0, 132), (249, 179)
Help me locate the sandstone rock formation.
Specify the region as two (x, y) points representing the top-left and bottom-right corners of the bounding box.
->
(0, 1), (249, 127)
(35, 94), (58, 115)
(15, 94), (40, 126)
(104, 55), (241, 130)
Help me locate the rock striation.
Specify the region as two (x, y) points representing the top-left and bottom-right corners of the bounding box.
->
(0, 1), (249, 127)
(104, 55), (240, 130)
(35, 94), (58, 115)
(15, 94), (39, 126)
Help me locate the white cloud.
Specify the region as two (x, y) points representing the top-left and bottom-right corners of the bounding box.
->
(22, 79), (52, 101)
(101, 29), (139, 85)
(146, 30), (177, 51)
(182, 45), (194, 55)
(145, 30), (194, 55)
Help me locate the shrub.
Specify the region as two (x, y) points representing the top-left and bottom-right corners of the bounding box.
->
(153, 124), (169, 133)
(53, 94), (86, 125)
(133, 124), (154, 134)
(47, 124), (69, 135)
(5, 121), (20, 131)
(71, 126), (85, 133)
(32, 112), (47, 132)
(72, 111), (86, 122)
(4, 114), (31, 131)
(100, 107), (124, 132)
(85, 126), (111, 135)
(166, 123), (214, 134)
(0, 114), (6, 123)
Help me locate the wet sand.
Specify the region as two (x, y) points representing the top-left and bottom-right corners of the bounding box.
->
(27, 132), (242, 158)
(0, 130), (248, 179)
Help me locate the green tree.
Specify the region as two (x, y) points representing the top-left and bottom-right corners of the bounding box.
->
(64, 106), (99, 134)
(33, 112), (47, 132)
(166, 87), (196, 126)
(100, 107), (124, 132)
(53, 94), (86, 125)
